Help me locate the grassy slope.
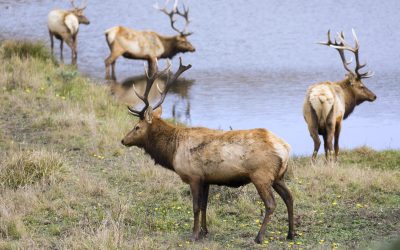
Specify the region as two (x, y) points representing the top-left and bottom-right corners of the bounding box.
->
(0, 40), (399, 250)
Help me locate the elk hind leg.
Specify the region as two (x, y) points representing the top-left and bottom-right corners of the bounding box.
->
(273, 180), (295, 239)
(105, 50), (123, 80)
(253, 179), (276, 244)
(334, 121), (342, 162)
(49, 31), (54, 55)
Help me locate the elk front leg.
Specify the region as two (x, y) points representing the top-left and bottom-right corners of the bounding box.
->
(200, 184), (210, 236)
(253, 179), (276, 244)
(334, 121), (342, 162)
(273, 180), (294, 240)
(189, 180), (202, 241)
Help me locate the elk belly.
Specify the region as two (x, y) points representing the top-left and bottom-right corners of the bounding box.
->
(202, 144), (251, 187)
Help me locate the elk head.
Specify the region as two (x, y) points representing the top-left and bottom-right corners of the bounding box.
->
(121, 58), (192, 147)
(319, 29), (377, 103)
(155, 0), (195, 53)
(70, 0), (90, 25)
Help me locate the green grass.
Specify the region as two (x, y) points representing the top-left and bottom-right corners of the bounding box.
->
(0, 40), (399, 249)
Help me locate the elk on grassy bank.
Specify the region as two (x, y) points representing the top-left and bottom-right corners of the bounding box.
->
(47, 0), (90, 64)
(104, 0), (195, 80)
(303, 29), (376, 162)
(121, 59), (294, 244)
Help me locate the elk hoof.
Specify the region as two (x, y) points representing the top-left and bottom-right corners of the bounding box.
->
(287, 232), (295, 240)
(254, 235), (263, 244)
(190, 233), (199, 242)
(200, 228), (208, 236)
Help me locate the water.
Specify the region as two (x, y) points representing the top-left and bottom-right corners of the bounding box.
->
(1, 0), (399, 155)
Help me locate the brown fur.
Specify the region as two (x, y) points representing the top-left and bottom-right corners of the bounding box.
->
(122, 114), (294, 244)
(303, 74), (376, 161)
(104, 26), (195, 80)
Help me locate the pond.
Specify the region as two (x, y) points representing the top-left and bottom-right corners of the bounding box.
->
(1, 0), (399, 154)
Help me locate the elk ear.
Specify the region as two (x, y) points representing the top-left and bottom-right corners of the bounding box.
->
(144, 106), (153, 124)
(153, 106), (162, 118)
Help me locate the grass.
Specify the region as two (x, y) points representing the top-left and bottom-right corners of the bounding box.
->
(0, 40), (399, 249)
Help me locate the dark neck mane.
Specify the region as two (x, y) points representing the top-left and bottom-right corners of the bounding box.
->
(159, 35), (179, 59)
(144, 118), (179, 171)
(337, 77), (356, 119)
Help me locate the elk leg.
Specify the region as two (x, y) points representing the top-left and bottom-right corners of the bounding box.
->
(273, 180), (294, 240)
(105, 51), (122, 80)
(60, 39), (64, 62)
(189, 180), (202, 241)
(71, 34), (77, 65)
(200, 184), (210, 236)
(253, 180), (276, 244)
(308, 124), (320, 162)
(325, 124), (335, 162)
(49, 31), (54, 55)
(334, 121), (342, 162)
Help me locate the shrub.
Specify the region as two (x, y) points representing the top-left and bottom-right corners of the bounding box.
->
(0, 150), (65, 189)
(1, 40), (53, 61)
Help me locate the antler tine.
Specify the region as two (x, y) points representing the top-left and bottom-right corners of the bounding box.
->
(79, 0), (88, 10)
(155, 0), (192, 36)
(317, 29), (333, 46)
(153, 58), (192, 110)
(70, 0), (76, 8)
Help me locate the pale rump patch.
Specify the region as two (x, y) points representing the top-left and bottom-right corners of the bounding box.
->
(309, 85), (334, 127)
(105, 26), (120, 44)
(269, 133), (291, 178)
(64, 14), (79, 34)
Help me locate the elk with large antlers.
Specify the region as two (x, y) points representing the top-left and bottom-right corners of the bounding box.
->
(121, 59), (294, 244)
(47, 0), (90, 64)
(303, 29), (377, 162)
(104, 0), (195, 80)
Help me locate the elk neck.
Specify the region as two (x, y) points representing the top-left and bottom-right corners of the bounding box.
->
(337, 77), (356, 119)
(158, 35), (180, 59)
(143, 118), (180, 171)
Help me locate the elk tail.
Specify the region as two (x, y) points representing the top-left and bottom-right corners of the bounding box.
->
(309, 94), (334, 128)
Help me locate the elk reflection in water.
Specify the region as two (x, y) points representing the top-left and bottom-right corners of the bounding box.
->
(110, 75), (194, 123)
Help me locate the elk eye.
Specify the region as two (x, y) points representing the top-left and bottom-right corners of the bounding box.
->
(134, 125), (140, 131)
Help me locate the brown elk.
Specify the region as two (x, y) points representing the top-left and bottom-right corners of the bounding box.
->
(47, 0), (90, 64)
(303, 29), (377, 162)
(104, 0), (195, 80)
(121, 59), (294, 244)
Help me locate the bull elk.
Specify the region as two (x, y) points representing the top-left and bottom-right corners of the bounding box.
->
(121, 59), (294, 244)
(104, 0), (195, 80)
(47, 0), (90, 64)
(303, 29), (377, 162)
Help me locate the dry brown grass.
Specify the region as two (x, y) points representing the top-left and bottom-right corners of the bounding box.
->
(0, 40), (399, 249)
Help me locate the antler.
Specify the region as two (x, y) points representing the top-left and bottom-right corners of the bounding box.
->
(155, 0), (193, 36)
(128, 58), (192, 118)
(70, 0), (88, 10)
(318, 29), (373, 79)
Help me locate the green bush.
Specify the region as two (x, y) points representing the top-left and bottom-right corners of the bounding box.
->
(1, 40), (53, 61)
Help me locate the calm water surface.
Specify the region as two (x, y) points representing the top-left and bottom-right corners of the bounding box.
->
(1, 0), (399, 155)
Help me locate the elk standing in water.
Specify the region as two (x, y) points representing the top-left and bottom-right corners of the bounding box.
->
(104, 0), (195, 80)
(121, 59), (294, 244)
(303, 30), (376, 162)
(47, 0), (90, 64)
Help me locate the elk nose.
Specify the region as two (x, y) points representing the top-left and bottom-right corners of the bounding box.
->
(121, 139), (125, 145)
(372, 95), (377, 101)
